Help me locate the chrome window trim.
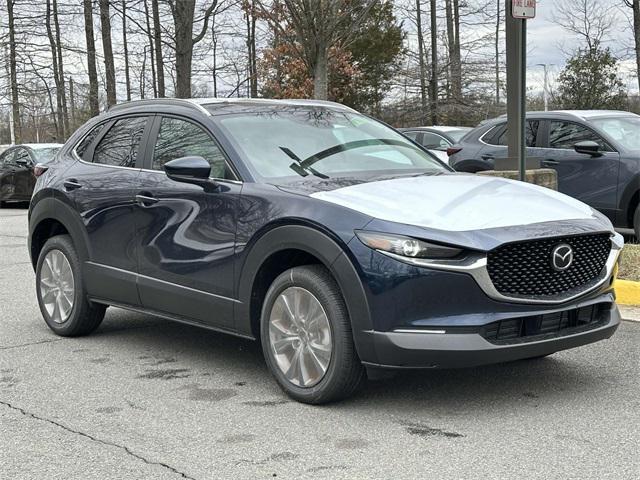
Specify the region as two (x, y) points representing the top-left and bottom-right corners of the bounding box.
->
(139, 167), (243, 185)
(478, 125), (502, 146)
(379, 232), (623, 305)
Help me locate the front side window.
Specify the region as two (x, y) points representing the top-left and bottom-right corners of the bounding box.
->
(14, 148), (31, 165)
(213, 106), (447, 179)
(92, 116), (148, 168)
(152, 117), (230, 179)
(548, 121), (609, 151)
(491, 121), (540, 147)
(422, 132), (450, 150)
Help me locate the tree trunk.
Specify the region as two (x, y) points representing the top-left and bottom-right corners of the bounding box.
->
(152, 0), (165, 97)
(416, 0), (428, 124)
(52, 0), (68, 136)
(69, 76), (76, 128)
(173, 0), (197, 98)
(100, 0), (117, 107)
(212, 21), (218, 97)
(429, 0), (438, 125)
(633, 1), (640, 94)
(313, 42), (329, 100)
(83, 0), (100, 116)
(495, 0), (501, 105)
(143, 0), (157, 97)
(7, 0), (21, 143)
(46, 0), (63, 140)
(122, 0), (131, 101)
(250, 0), (257, 97)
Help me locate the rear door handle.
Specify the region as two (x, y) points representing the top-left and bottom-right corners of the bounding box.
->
(541, 159), (559, 167)
(481, 154), (495, 161)
(135, 194), (159, 207)
(63, 179), (82, 191)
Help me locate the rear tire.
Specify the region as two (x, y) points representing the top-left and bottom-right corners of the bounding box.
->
(260, 265), (365, 404)
(36, 234), (106, 336)
(634, 205), (640, 240)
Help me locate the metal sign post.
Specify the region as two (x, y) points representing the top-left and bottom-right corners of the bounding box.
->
(506, 0), (536, 181)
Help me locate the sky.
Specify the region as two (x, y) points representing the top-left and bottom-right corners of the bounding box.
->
(526, 0), (637, 93)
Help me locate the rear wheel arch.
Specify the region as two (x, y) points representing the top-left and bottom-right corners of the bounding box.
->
(236, 224), (374, 360)
(29, 197), (90, 270)
(452, 159), (491, 173)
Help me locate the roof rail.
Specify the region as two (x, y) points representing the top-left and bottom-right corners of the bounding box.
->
(108, 98), (210, 116)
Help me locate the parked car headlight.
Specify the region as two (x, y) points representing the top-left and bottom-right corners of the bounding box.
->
(355, 231), (463, 259)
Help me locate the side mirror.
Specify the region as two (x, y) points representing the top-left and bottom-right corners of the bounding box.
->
(574, 141), (602, 157)
(16, 157), (31, 167)
(164, 156), (215, 190)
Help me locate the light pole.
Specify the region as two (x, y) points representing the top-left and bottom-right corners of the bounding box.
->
(536, 63), (553, 111)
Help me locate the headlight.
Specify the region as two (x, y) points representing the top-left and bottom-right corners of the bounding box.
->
(355, 231), (463, 259)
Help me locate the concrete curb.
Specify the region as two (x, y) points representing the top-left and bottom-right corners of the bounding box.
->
(615, 279), (640, 306)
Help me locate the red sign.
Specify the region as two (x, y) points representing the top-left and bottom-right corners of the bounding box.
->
(512, 0), (536, 19)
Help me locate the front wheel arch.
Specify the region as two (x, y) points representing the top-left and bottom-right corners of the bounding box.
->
(236, 224), (375, 363)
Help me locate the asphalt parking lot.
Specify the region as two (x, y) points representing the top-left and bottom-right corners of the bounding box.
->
(1, 206), (639, 480)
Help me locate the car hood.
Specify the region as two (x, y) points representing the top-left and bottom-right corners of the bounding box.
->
(306, 174), (602, 233)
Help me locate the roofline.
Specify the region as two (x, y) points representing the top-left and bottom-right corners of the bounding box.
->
(108, 98), (211, 116)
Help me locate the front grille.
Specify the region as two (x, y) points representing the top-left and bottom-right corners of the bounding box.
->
(481, 303), (608, 344)
(487, 233), (611, 299)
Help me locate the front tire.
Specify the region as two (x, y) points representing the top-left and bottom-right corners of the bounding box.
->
(260, 265), (365, 404)
(634, 204), (640, 240)
(36, 234), (106, 336)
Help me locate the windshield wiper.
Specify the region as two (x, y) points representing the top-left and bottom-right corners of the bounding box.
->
(279, 147), (330, 179)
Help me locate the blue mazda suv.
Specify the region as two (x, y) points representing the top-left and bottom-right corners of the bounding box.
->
(28, 99), (623, 403)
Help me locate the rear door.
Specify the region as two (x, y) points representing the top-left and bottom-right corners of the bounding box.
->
(13, 147), (36, 199)
(538, 120), (620, 220)
(134, 115), (241, 329)
(478, 120), (544, 165)
(64, 115), (152, 306)
(0, 148), (16, 200)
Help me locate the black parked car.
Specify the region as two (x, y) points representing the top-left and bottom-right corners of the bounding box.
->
(399, 126), (472, 163)
(0, 143), (62, 205)
(28, 99), (622, 404)
(448, 110), (640, 236)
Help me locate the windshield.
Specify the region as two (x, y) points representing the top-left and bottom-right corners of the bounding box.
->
(212, 106), (447, 180)
(32, 147), (61, 163)
(591, 116), (640, 150)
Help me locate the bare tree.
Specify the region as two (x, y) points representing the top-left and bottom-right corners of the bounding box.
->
(46, 0), (64, 139)
(554, 0), (616, 52)
(84, 0), (100, 116)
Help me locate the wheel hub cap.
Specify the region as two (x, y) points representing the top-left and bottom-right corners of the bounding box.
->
(40, 249), (75, 324)
(268, 287), (332, 387)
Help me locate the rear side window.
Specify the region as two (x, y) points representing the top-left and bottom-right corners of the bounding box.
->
(14, 148), (31, 165)
(152, 117), (230, 179)
(548, 121), (610, 151)
(490, 121), (540, 147)
(92, 117), (148, 168)
(76, 123), (107, 161)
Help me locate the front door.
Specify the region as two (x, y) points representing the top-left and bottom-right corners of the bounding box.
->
(134, 115), (241, 329)
(13, 147), (36, 200)
(539, 120), (620, 221)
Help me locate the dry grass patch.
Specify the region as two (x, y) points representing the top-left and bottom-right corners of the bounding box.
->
(618, 243), (640, 282)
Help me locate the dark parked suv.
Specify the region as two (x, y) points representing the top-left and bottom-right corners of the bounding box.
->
(29, 99), (622, 404)
(449, 110), (640, 236)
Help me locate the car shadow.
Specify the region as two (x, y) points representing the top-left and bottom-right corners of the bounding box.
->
(86, 307), (611, 411)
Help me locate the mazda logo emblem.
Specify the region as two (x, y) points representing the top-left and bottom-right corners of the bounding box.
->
(551, 244), (573, 271)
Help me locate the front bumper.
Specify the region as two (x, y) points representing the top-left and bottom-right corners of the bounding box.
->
(361, 300), (620, 369)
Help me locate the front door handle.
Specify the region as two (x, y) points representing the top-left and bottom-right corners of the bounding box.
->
(135, 194), (159, 207)
(63, 179), (83, 191)
(481, 154), (495, 161)
(541, 159), (559, 167)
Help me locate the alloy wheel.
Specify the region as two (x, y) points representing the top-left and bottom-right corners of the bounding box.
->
(39, 249), (75, 324)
